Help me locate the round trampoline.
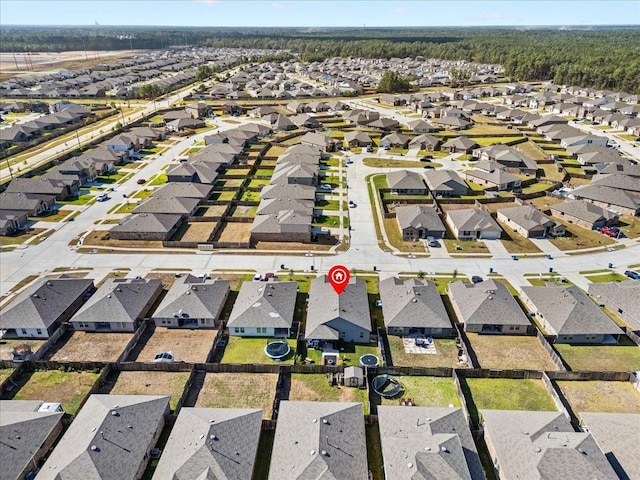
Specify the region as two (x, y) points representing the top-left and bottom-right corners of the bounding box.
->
(359, 354), (380, 367)
(264, 340), (291, 360)
(372, 374), (404, 398)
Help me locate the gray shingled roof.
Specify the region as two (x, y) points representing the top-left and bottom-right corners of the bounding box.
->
(133, 196), (199, 216)
(465, 168), (520, 187)
(110, 213), (182, 235)
(227, 281), (297, 329)
(497, 205), (555, 231)
(521, 286), (622, 337)
(446, 208), (501, 234)
(260, 183), (316, 201)
(587, 281), (640, 330)
(256, 198), (315, 216)
(379, 277), (452, 330)
(387, 170), (426, 191)
(151, 407), (262, 480)
(481, 410), (618, 480)
(396, 205), (445, 232)
(268, 401), (367, 480)
(38, 395), (169, 480)
(0, 278), (94, 331)
(447, 280), (531, 327)
(591, 173), (640, 193)
(424, 170), (467, 193)
(71, 278), (162, 325)
(377, 406), (484, 480)
(305, 276), (371, 340)
(152, 277), (230, 322)
(152, 182), (213, 199)
(579, 412), (640, 480)
(571, 185), (640, 211)
(0, 400), (64, 480)
(550, 200), (618, 224)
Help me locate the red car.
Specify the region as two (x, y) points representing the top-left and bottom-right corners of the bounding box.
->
(137, 178), (146, 185)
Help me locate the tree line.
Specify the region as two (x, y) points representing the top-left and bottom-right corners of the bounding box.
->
(1, 26), (638, 93)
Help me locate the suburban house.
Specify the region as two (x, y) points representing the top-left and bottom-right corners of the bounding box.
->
(481, 410), (618, 480)
(379, 277), (455, 337)
(260, 183), (317, 201)
(110, 213), (183, 241)
(464, 167), (522, 191)
(424, 170), (469, 197)
(166, 160), (221, 185)
(520, 285), (622, 344)
(133, 196), (200, 219)
(250, 210), (312, 244)
(569, 185), (640, 216)
(343, 131), (373, 148)
(445, 208), (502, 240)
(395, 205), (446, 241)
(497, 204), (565, 238)
(591, 173), (640, 195)
(377, 406), (484, 480)
(448, 280), (533, 334)
(5, 177), (76, 201)
(0, 192), (56, 216)
(379, 133), (410, 149)
(256, 198), (315, 216)
(406, 118), (437, 133)
(305, 276), (371, 343)
(579, 413), (640, 480)
(70, 278), (163, 332)
(0, 210), (28, 236)
(152, 275), (230, 328)
(227, 280), (297, 337)
(0, 278), (95, 339)
(0, 400), (64, 480)
(549, 200), (619, 230)
(471, 145), (538, 175)
(387, 170), (427, 195)
(151, 407), (262, 480)
(38, 395), (170, 480)
(409, 134), (442, 151)
(268, 401), (367, 480)
(588, 281), (640, 331)
(442, 136), (479, 153)
(300, 132), (338, 153)
(152, 182), (213, 200)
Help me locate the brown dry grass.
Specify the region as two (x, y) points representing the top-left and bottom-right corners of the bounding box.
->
(527, 196), (564, 210)
(466, 333), (559, 371)
(195, 373), (277, 419)
(135, 328), (218, 363)
(0, 339), (46, 361)
(201, 205), (228, 217)
(387, 336), (463, 368)
(83, 230), (163, 248)
(110, 371), (189, 410)
(556, 381), (640, 414)
(51, 331), (132, 362)
(145, 272), (179, 290)
(254, 240), (336, 251)
(217, 222), (252, 242)
(173, 222), (216, 242)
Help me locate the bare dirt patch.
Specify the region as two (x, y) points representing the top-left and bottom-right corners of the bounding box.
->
(466, 333), (559, 371)
(556, 380), (640, 414)
(135, 328), (218, 363)
(174, 222), (216, 242)
(51, 331), (133, 362)
(110, 371), (189, 410)
(0, 339), (46, 361)
(200, 205), (228, 217)
(195, 373), (277, 419)
(217, 222), (252, 243)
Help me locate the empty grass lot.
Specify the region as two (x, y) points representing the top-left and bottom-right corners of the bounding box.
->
(13, 370), (100, 415)
(134, 328), (218, 363)
(51, 331), (133, 362)
(556, 380), (640, 414)
(554, 337), (640, 372)
(110, 371), (189, 411)
(288, 374), (370, 414)
(374, 376), (462, 409)
(220, 337), (297, 364)
(195, 373), (278, 419)
(465, 333), (559, 371)
(443, 239), (489, 254)
(497, 220), (542, 254)
(462, 378), (557, 426)
(387, 336), (462, 368)
(549, 220), (615, 250)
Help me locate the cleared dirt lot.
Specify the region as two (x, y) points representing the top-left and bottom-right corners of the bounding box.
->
(466, 333), (559, 371)
(134, 327), (218, 363)
(51, 331), (133, 362)
(173, 222), (216, 242)
(217, 222), (251, 242)
(109, 371), (190, 410)
(195, 373), (277, 419)
(556, 380), (640, 414)
(199, 205), (228, 217)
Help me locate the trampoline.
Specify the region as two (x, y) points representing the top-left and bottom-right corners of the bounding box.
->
(359, 354), (380, 367)
(372, 374), (404, 398)
(264, 340), (291, 360)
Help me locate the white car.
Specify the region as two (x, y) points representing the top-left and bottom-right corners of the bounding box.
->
(319, 184), (332, 191)
(153, 352), (175, 363)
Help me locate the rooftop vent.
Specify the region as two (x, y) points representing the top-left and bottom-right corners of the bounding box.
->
(321, 450), (328, 456)
(322, 419), (328, 424)
(91, 445), (99, 452)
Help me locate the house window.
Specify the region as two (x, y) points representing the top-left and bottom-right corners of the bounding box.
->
(509, 326), (515, 330)
(36, 329), (42, 335)
(359, 332), (364, 338)
(234, 327), (244, 334)
(200, 319), (206, 325)
(21, 329), (27, 335)
(340, 332), (346, 338)
(257, 327), (267, 334)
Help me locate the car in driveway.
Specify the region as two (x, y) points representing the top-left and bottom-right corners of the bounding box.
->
(420, 155), (433, 161)
(137, 178), (146, 185)
(471, 276), (483, 284)
(349, 201), (356, 208)
(319, 184), (333, 191)
(624, 270), (640, 280)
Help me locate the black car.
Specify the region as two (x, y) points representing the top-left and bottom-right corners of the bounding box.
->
(471, 276), (483, 284)
(624, 270), (640, 280)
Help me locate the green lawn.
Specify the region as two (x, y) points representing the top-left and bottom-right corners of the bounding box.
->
(58, 194), (95, 206)
(375, 376), (462, 408)
(443, 239), (489, 254)
(312, 215), (342, 228)
(31, 209), (74, 222)
(220, 336), (297, 364)
(462, 378), (556, 426)
(584, 273), (628, 283)
(148, 174), (168, 186)
(555, 380), (640, 414)
(554, 337), (640, 372)
(302, 343), (380, 367)
(387, 335), (462, 368)
(254, 169), (273, 177)
(239, 191), (259, 202)
(289, 374), (370, 414)
(316, 199), (341, 210)
(114, 202), (138, 214)
(13, 370), (100, 415)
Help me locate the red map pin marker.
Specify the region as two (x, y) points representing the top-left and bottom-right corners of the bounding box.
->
(328, 265), (350, 295)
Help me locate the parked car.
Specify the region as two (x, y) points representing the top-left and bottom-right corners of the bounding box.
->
(96, 193), (109, 202)
(153, 352), (175, 363)
(624, 270), (640, 280)
(420, 155), (433, 161)
(346, 159), (354, 164)
(471, 276), (484, 284)
(319, 184), (332, 191)
(137, 178), (146, 184)
(366, 145), (374, 153)
(349, 201), (357, 208)
(426, 236), (439, 247)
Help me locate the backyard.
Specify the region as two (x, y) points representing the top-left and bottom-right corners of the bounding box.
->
(386, 336), (462, 368)
(373, 375), (462, 410)
(554, 337), (640, 372)
(302, 343), (380, 367)
(555, 380), (640, 414)
(195, 372), (278, 419)
(288, 373), (370, 414)
(12, 370), (100, 415)
(221, 337), (297, 364)
(465, 333), (559, 371)
(0, 338), (46, 361)
(51, 331), (133, 362)
(133, 327), (219, 363)
(110, 371), (189, 410)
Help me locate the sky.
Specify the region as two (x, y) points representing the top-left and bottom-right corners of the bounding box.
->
(1, 0), (639, 27)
